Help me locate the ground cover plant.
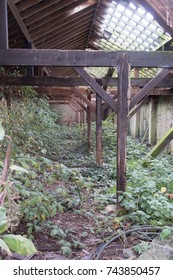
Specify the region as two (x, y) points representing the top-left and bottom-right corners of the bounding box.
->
(0, 87), (173, 259)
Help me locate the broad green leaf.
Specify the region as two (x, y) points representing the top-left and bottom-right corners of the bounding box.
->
(0, 206), (8, 234)
(160, 228), (172, 240)
(10, 165), (29, 174)
(60, 246), (72, 256)
(3, 234), (37, 256)
(0, 123), (5, 141)
(0, 238), (12, 256)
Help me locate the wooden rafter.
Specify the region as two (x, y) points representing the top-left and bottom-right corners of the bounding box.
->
(0, 0), (8, 49)
(71, 87), (95, 111)
(7, 0), (33, 43)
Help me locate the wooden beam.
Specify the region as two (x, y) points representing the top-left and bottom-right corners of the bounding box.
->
(72, 95), (87, 111)
(96, 94), (103, 166)
(87, 90), (92, 150)
(1, 75), (173, 88)
(117, 53), (129, 195)
(71, 87), (95, 111)
(7, 0), (33, 43)
(149, 127), (173, 157)
(73, 67), (118, 112)
(0, 0), (8, 49)
(102, 67), (116, 117)
(85, 0), (100, 48)
(129, 69), (170, 111)
(1, 49), (173, 67)
(129, 96), (150, 118)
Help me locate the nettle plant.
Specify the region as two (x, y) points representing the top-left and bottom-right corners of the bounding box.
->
(0, 123), (36, 258)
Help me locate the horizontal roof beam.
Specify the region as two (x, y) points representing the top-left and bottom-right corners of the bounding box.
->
(1, 49), (173, 67)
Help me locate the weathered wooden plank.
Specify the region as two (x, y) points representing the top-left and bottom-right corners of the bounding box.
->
(72, 95), (87, 111)
(1, 75), (173, 88)
(87, 90), (92, 150)
(148, 98), (157, 145)
(96, 94), (103, 166)
(71, 87), (95, 111)
(7, 0), (32, 43)
(117, 53), (129, 194)
(149, 127), (173, 157)
(129, 96), (150, 118)
(73, 67), (118, 112)
(1, 49), (173, 67)
(0, 0), (8, 49)
(129, 69), (170, 110)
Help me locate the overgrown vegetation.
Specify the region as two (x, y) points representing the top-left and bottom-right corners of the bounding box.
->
(0, 83), (173, 258)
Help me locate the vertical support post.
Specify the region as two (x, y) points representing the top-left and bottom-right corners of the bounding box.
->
(96, 94), (103, 165)
(117, 53), (129, 198)
(77, 111), (81, 124)
(26, 42), (34, 76)
(0, 0), (8, 49)
(148, 97), (157, 144)
(87, 90), (92, 150)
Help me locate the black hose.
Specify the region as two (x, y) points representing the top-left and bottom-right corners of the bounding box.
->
(89, 226), (164, 260)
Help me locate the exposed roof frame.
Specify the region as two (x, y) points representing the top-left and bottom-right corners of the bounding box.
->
(138, 0), (173, 38)
(85, 0), (100, 48)
(7, 0), (33, 44)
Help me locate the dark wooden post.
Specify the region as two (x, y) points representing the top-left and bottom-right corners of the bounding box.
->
(87, 90), (92, 150)
(96, 94), (103, 165)
(0, 0), (8, 49)
(117, 53), (129, 198)
(26, 42), (34, 77)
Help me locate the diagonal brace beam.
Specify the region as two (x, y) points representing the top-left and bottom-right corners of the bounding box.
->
(129, 69), (170, 111)
(73, 67), (118, 113)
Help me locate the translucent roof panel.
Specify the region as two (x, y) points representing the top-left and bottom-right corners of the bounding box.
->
(95, 0), (171, 52)
(87, 0), (171, 78)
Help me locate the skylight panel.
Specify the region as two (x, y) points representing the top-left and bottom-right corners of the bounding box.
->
(123, 30), (130, 36)
(124, 9), (133, 17)
(145, 29), (151, 35)
(125, 25), (133, 32)
(141, 18), (149, 26)
(149, 23), (156, 30)
(117, 4), (125, 12)
(147, 37), (154, 43)
(138, 25), (144, 32)
(133, 14), (141, 21)
(130, 34), (137, 40)
(137, 7), (145, 15)
(112, 16), (118, 23)
(114, 11), (122, 18)
(122, 15), (129, 23)
(108, 7), (114, 14)
(152, 33), (158, 39)
(129, 20), (136, 27)
(129, 2), (136, 10)
(119, 21), (125, 28)
(146, 12), (153, 20)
